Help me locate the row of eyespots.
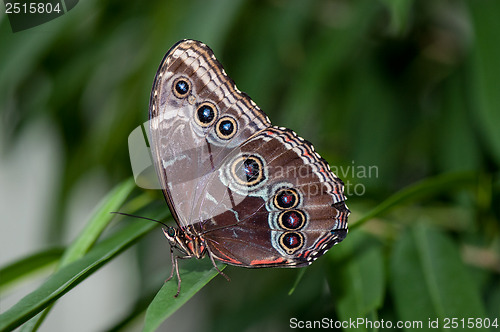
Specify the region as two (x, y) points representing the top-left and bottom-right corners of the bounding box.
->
(273, 188), (306, 254)
(173, 77), (237, 140)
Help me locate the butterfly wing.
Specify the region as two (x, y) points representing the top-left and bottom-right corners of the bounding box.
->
(195, 127), (349, 267)
(149, 39), (349, 266)
(149, 39), (271, 227)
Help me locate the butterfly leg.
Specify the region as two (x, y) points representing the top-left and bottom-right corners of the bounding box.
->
(208, 252), (231, 282)
(165, 248), (192, 297)
(172, 255), (193, 297)
(172, 254), (182, 297)
(165, 246), (176, 282)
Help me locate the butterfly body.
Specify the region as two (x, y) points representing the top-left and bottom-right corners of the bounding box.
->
(148, 40), (349, 296)
(162, 226), (207, 259)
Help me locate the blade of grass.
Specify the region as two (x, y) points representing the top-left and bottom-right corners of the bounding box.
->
(19, 178), (139, 331)
(59, 178), (136, 265)
(0, 248), (64, 294)
(143, 259), (226, 332)
(352, 171), (477, 229)
(0, 219), (159, 331)
(288, 268), (306, 296)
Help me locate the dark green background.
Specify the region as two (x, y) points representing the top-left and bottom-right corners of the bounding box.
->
(0, 0), (499, 331)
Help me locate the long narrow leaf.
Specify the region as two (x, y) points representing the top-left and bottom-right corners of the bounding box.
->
(0, 248), (64, 293)
(143, 259), (226, 332)
(0, 219), (157, 331)
(390, 224), (485, 327)
(16, 178), (138, 332)
(60, 178), (136, 265)
(288, 268), (307, 296)
(353, 171), (476, 229)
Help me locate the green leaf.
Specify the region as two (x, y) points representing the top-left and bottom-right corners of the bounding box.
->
(327, 230), (385, 331)
(0, 220), (157, 331)
(59, 178), (136, 266)
(467, 0), (500, 166)
(390, 224), (485, 329)
(15, 178), (139, 332)
(288, 268), (307, 296)
(0, 248), (64, 294)
(143, 259), (226, 332)
(353, 171), (477, 229)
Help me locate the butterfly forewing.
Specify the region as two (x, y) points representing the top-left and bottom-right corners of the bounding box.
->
(149, 40), (270, 227)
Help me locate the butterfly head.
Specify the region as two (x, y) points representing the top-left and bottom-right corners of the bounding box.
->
(162, 227), (178, 246)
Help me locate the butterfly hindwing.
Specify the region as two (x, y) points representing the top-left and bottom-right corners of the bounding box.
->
(194, 127), (348, 266)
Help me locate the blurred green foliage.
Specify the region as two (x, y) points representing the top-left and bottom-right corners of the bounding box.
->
(0, 0), (499, 331)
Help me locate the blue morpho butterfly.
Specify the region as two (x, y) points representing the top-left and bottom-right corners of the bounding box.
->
(132, 39), (349, 297)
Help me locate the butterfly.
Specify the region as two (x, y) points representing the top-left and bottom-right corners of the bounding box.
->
(148, 39), (349, 297)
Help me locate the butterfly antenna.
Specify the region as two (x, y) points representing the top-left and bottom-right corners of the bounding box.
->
(111, 212), (169, 228)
